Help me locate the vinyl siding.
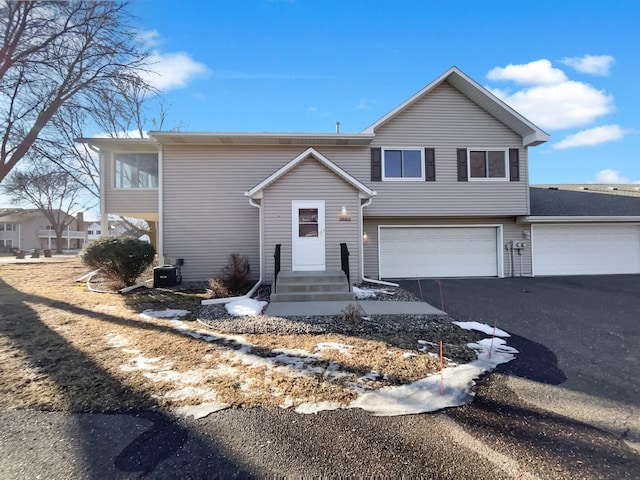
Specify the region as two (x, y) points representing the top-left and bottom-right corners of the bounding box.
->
(363, 82), (529, 217)
(363, 217), (532, 279)
(263, 158), (361, 283)
(103, 150), (159, 216)
(161, 145), (364, 281)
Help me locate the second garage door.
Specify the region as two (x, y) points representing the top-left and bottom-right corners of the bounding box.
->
(379, 226), (500, 278)
(533, 224), (640, 276)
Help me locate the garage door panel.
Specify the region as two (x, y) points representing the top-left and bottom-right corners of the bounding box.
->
(533, 224), (640, 276)
(379, 227), (499, 278)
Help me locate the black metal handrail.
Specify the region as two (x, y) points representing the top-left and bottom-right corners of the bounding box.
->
(274, 244), (281, 291)
(340, 242), (350, 291)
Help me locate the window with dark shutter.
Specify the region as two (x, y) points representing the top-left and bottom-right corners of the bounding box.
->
(425, 148), (435, 181)
(457, 148), (468, 181)
(371, 147), (382, 181)
(509, 148), (520, 182)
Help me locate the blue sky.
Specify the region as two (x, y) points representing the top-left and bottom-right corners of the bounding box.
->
(125, 0), (639, 184)
(3, 0), (639, 215)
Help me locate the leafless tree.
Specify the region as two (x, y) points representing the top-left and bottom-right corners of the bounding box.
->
(1, 159), (87, 253)
(0, 0), (149, 182)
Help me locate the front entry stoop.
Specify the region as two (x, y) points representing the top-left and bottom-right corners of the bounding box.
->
(270, 270), (355, 302)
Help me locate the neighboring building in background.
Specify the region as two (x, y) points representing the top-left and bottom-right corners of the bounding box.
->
(0, 209), (87, 252)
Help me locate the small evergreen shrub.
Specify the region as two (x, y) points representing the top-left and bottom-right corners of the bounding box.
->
(81, 236), (156, 287)
(214, 253), (250, 296)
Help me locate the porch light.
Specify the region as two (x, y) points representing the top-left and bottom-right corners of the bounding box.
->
(339, 206), (351, 222)
(363, 232), (368, 240)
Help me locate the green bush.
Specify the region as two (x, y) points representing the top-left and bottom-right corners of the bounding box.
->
(81, 236), (155, 287)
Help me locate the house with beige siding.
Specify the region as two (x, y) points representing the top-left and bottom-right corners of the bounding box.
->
(81, 66), (640, 288)
(0, 209), (87, 252)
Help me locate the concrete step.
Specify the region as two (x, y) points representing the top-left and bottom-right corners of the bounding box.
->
(271, 270), (354, 302)
(276, 280), (349, 293)
(269, 291), (356, 302)
(276, 270), (348, 284)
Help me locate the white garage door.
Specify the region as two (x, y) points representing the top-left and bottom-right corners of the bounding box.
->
(379, 227), (499, 278)
(533, 224), (640, 276)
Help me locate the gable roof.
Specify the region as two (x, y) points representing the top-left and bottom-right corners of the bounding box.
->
(362, 66), (549, 147)
(245, 147), (376, 199)
(527, 187), (640, 219)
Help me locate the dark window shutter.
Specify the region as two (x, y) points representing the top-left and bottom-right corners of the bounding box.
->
(425, 148), (435, 181)
(509, 148), (520, 182)
(371, 147), (382, 182)
(457, 148), (468, 182)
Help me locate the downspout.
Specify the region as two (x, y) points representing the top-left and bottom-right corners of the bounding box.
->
(157, 144), (164, 265)
(360, 195), (399, 287)
(201, 196), (263, 305)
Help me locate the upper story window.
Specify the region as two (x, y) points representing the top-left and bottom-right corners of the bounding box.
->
(382, 148), (424, 180)
(468, 149), (508, 180)
(114, 153), (158, 189)
(0, 223), (15, 231)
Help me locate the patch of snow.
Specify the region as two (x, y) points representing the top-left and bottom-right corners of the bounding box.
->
(272, 347), (317, 358)
(403, 352), (417, 359)
(120, 356), (170, 372)
(225, 298), (267, 316)
(316, 342), (352, 354)
(453, 321), (510, 337)
(359, 371), (381, 382)
(349, 338), (517, 416)
(140, 309), (190, 319)
(106, 333), (129, 347)
(295, 401), (343, 414)
(418, 339), (436, 346)
(174, 401), (230, 419)
(353, 286), (395, 299)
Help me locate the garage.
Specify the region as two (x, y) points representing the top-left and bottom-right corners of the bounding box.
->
(379, 226), (501, 278)
(532, 224), (640, 276)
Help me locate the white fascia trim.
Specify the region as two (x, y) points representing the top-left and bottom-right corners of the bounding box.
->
(523, 131), (550, 147)
(245, 147), (376, 199)
(518, 215), (640, 224)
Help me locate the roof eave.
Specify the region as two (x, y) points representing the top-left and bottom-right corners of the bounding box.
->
(518, 215), (640, 224)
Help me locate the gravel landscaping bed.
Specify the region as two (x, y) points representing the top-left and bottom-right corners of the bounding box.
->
(197, 283), (482, 363)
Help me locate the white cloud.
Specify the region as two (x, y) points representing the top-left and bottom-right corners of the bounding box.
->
(137, 29), (162, 49)
(140, 51), (208, 91)
(487, 59), (567, 85)
(492, 80), (614, 130)
(554, 125), (630, 149)
(356, 99), (374, 110)
(594, 169), (640, 184)
(560, 55), (615, 76)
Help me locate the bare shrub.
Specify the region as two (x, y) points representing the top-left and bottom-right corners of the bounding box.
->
(341, 304), (362, 325)
(220, 253), (250, 295)
(208, 278), (231, 299)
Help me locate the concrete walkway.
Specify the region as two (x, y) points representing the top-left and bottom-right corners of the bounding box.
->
(264, 300), (444, 317)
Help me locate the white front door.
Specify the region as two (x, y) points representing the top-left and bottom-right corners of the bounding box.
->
(292, 200), (325, 271)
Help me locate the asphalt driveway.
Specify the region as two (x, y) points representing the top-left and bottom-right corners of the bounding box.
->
(399, 275), (640, 407)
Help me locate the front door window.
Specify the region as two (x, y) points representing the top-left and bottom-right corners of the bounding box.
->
(298, 208), (319, 237)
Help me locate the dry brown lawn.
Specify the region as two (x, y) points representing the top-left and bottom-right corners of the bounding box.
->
(0, 258), (449, 414)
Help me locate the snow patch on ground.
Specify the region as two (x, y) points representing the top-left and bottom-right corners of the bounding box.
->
(225, 298), (268, 316)
(316, 342), (352, 354)
(353, 286), (396, 299)
(174, 401), (230, 419)
(453, 321), (510, 337)
(140, 309), (190, 319)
